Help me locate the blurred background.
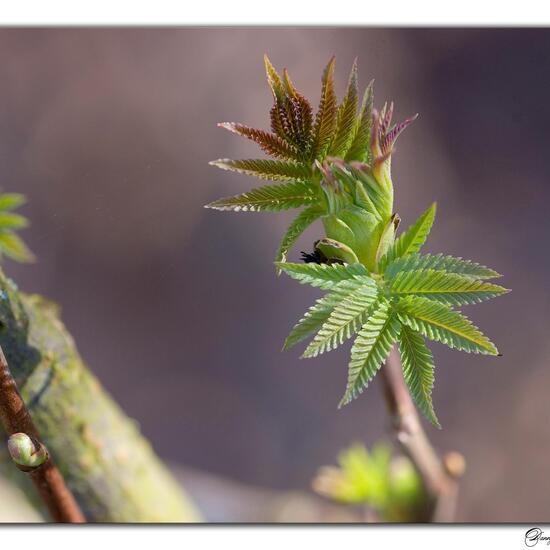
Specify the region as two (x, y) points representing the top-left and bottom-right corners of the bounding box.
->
(0, 27), (547, 522)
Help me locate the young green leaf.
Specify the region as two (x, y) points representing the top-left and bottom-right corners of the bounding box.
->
(0, 232), (35, 263)
(209, 56), (509, 422)
(381, 203), (436, 269)
(264, 54), (286, 101)
(0, 193), (26, 211)
(329, 164), (381, 221)
(311, 57), (337, 160)
(396, 296), (498, 355)
(0, 212), (29, 230)
(275, 205), (324, 270)
(330, 59), (359, 157)
(348, 165), (393, 222)
(205, 181), (316, 212)
(276, 261), (372, 290)
(390, 269), (510, 306)
(210, 159), (311, 183)
(218, 123), (299, 160)
(339, 300), (401, 407)
(315, 238), (360, 265)
(399, 326), (440, 428)
(0, 191), (34, 264)
(302, 281), (379, 358)
(282, 69), (314, 150)
(345, 80), (374, 163)
(384, 252), (502, 280)
(283, 279), (368, 351)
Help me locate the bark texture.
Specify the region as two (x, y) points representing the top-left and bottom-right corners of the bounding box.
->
(0, 269), (200, 522)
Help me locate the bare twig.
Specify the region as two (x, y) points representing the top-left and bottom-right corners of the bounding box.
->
(379, 348), (464, 522)
(0, 345), (85, 523)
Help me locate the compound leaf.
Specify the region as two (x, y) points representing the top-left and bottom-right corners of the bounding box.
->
(302, 281), (379, 358)
(390, 269), (509, 306)
(276, 261), (372, 290)
(283, 279), (368, 351)
(396, 296), (498, 355)
(399, 325), (440, 428)
(345, 80), (374, 163)
(0, 212), (29, 230)
(0, 232), (34, 263)
(205, 181), (316, 212)
(339, 301), (400, 407)
(311, 57), (337, 159)
(210, 159), (311, 183)
(218, 123), (300, 160)
(330, 60), (359, 157)
(264, 54), (286, 101)
(384, 252), (502, 280)
(381, 203), (436, 269)
(0, 193), (26, 211)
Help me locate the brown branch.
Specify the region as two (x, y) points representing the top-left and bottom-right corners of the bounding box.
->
(379, 348), (464, 522)
(0, 345), (85, 523)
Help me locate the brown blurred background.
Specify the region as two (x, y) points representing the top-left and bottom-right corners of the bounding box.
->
(0, 28), (547, 522)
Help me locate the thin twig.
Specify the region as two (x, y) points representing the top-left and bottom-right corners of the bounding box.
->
(0, 345), (85, 523)
(379, 348), (464, 522)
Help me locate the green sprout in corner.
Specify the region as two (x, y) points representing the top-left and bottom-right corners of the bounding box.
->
(312, 443), (424, 522)
(207, 56), (509, 428)
(0, 192), (34, 263)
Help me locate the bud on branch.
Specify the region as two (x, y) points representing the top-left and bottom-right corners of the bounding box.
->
(8, 432), (49, 471)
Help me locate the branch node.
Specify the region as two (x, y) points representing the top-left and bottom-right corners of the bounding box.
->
(380, 348), (460, 521)
(443, 451), (466, 479)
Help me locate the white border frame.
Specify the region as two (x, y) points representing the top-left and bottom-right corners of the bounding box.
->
(0, 0), (550, 25)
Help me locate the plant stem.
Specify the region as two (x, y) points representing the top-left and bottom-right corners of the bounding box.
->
(0, 345), (85, 523)
(379, 348), (462, 522)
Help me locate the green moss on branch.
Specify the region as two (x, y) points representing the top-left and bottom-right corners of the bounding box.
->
(0, 270), (200, 522)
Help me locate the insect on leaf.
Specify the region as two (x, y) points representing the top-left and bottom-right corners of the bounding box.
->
(275, 204), (324, 270)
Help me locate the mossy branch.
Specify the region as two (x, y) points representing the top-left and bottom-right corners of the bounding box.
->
(0, 269), (201, 522)
(0, 347), (85, 522)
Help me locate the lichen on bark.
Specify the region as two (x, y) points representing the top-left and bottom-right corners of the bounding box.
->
(0, 269), (200, 522)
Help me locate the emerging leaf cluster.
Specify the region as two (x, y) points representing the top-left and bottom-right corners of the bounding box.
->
(206, 55), (411, 266)
(207, 56), (509, 427)
(312, 442), (423, 521)
(0, 192), (34, 263)
(277, 202), (508, 425)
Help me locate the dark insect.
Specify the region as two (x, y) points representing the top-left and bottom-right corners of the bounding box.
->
(300, 248), (326, 264)
(300, 241), (344, 265)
